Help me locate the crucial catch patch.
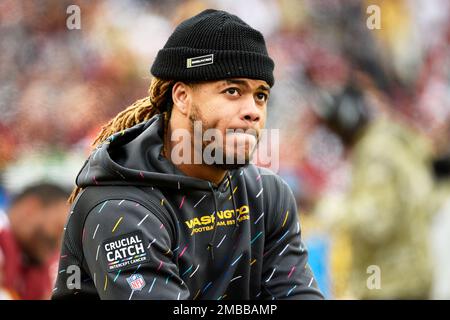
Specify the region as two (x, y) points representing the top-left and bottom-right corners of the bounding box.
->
(102, 231), (148, 272)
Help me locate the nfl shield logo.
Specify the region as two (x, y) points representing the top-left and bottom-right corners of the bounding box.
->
(126, 274), (146, 291)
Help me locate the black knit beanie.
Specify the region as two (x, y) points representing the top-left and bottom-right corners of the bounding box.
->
(150, 9), (275, 87)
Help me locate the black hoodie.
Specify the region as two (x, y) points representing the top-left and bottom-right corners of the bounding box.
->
(52, 114), (324, 300)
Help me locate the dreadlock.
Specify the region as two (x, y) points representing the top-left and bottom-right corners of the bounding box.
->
(68, 77), (176, 204)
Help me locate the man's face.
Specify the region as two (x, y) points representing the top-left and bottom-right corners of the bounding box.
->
(12, 198), (69, 265)
(184, 78), (270, 169)
(31, 200), (69, 264)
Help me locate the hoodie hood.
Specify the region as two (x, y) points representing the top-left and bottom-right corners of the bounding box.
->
(76, 113), (239, 259)
(77, 113), (224, 190)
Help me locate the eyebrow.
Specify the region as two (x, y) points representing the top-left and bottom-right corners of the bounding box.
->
(222, 79), (271, 93)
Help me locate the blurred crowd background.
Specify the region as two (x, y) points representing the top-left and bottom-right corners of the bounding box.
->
(1, 0), (450, 299)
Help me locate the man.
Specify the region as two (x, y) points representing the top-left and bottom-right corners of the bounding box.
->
(313, 76), (438, 299)
(52, 9), (323, 300)
(0, 183), (70, 299)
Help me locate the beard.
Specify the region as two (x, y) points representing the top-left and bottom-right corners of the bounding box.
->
(189, 103), (259, 170)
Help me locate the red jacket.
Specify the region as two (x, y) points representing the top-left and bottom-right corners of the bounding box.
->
(0, 214), (58, 300)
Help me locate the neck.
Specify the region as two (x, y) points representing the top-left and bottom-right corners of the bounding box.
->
(163, 118), (227, 186)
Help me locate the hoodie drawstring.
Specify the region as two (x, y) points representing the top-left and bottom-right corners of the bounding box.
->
(207, 182), (219, 261)
(227, 172), (239, 229)
(206, 172), (239, 261)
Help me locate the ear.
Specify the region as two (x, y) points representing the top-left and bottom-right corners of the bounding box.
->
(171, 82), (192, 116)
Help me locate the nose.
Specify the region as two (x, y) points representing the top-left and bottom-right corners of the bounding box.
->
(240, 97), (261, 124)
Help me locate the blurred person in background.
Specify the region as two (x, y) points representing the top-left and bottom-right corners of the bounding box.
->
(0, 183), (70, 299)
(294, 0), (450, 299)
(313, 71), (439, 299)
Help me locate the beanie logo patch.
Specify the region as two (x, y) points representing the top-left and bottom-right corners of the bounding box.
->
(187, 54), (214, 68)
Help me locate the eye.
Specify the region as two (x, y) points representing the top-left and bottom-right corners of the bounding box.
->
(256, 92), (268, 102)
(223, 87), (240, 96)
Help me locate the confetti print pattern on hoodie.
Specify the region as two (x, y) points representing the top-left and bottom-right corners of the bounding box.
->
(52, 114), (324, 300)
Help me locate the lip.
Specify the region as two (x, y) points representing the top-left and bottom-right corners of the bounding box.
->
(226, 128), (259, 139)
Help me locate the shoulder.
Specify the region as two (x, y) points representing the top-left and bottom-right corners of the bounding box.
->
(73, 185), (170, 225)
(69, 186), (176, 245)
(244, 164), (291, 194)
